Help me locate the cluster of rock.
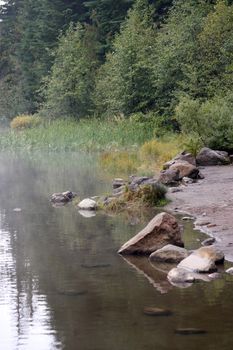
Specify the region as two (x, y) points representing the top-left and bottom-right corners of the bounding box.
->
(159, 147), (231, 186)
(118, 212), (227, 285)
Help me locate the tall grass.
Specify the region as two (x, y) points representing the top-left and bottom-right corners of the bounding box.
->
(0, 118), (156, 152)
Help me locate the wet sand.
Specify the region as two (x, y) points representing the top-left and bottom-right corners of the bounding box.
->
(165, 165), (233, 262)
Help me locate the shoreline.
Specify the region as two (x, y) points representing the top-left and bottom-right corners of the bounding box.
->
(165, 165), (233, 262)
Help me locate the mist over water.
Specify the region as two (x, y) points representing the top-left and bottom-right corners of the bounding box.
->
(0, 152), (232, 350)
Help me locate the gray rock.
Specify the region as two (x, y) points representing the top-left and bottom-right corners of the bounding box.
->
(178, 254), (216, 273)
(149, 244), (189, 263)
(51, 191), (76, 203)
(178, 246), (224, 273)
(118, 212), (184, 255)
(78, 198), (97, 210)
(182, 216), (195, 221)
(182, 177), (194, 184)
(158, 168), (180, 186)
(167, 268), (195, 283)
(112, 178), (125, 189)
(201, 237), (216, 246)
(196, 147), (230, 166)
(163, 151), (196, 170)
(169, 161), (199, 180)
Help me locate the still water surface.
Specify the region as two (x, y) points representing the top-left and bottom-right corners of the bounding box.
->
(0, 152), (232, 350)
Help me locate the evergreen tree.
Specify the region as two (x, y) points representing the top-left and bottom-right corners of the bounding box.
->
(42, 23), (100, 118)
(94, 0), (156, 116)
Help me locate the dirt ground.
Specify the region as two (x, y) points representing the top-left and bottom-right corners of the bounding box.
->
(165, 165), (233, 262)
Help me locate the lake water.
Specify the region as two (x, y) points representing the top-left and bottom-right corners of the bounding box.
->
(0, 152), (232, 350)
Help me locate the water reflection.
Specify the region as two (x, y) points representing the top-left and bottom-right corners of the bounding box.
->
(0, 152), (232, 350)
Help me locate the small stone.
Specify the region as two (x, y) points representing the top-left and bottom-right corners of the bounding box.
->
(182, 177), (194, 184)
(207, 224), (217, 228)
(143, 307), (172, 317)
(226, 267), (233, 275)
(13, 208), (22, 212)
(208, 272), (222, 280)
(195, 219), (211, 226)
(112, 178), (125, 189)
(169, 187), (183, 193)
(78, 198), (97, 210)
(182, 216), (194, 221)
(201, 238), (216, 246)
(175, 328), (207, 335)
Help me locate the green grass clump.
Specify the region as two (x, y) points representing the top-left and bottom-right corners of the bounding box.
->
(0, 117), (157, 152)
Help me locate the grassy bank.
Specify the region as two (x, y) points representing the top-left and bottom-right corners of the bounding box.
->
(0, 117), (192, 176)
(1, 118), (157, 152)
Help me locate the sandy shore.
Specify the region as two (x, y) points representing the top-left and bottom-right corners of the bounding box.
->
(165, 165), (233, 262)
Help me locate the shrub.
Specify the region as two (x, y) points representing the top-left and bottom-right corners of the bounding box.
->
(175, 93), (233, 150)
(10, 115), (42, 130)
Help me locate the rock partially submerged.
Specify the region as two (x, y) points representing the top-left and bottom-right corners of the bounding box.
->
(78, 198), (97, 210)
(196, 147), (230, 166)
(167, 268), (195, 283)
(51, 191), (76, 203)
(177, 246), (224, 273)
(118, 212), (184, 255)
(201, 237), (216, 246)
(143, 307), (172, 317)
(149, 244), (189, 263)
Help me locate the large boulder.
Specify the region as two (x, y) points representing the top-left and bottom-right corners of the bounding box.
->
(196, 147), (230, 166)
(178, 246), (224, 273)
(118, 212), (184, 255)
(169, 161), (199, 179)
(163, 151), (196, 170)
(149, 244), (189, 263)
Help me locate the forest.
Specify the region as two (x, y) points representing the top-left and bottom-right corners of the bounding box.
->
(0, 0), (233, 151)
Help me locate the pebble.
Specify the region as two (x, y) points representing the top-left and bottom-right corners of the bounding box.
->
(58, 290), (88, 296)
(201, 238), (216, 246)
(175, 328), (207, 335)
(226, 267), (233, 275)
(182, 216), (195, 221)
(143, 307), (172, 317)
(13, 208), (22, 212)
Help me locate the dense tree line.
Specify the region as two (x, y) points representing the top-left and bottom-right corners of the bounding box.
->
(0, 0), (233, 148)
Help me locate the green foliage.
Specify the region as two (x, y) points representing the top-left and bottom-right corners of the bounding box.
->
(175, 93), (233, 150)
(42, 23), (100, 118)
(152, 0), (211, 115)
(94, 0), (156, 116)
